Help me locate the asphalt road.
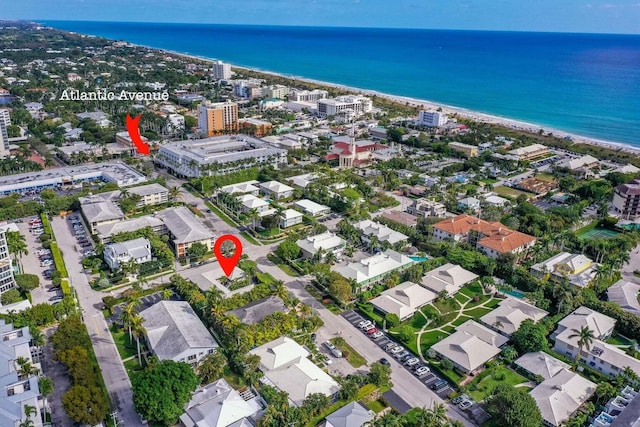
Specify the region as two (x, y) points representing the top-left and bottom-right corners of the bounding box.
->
(52, 216), (142, 427)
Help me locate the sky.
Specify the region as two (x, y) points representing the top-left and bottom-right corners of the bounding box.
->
(2, 0), (640, 34)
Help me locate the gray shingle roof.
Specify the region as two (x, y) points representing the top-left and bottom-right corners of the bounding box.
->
(155, 206), (215, 244)
(127, 183), (169, 197)
(225, 296), (288, 325)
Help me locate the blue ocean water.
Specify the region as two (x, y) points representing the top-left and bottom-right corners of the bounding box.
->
(43, 21), (640, 146)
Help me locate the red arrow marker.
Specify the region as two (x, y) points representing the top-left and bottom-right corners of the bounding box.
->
(213, 234), (243, 277)
(125, 114), (150, 155)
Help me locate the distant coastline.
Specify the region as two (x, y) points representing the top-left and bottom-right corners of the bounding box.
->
(41, 21), (640, 156)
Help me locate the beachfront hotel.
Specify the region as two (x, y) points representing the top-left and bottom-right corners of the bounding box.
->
(155, 135), (287, 178)
(417, 110), (448, 127)
(211, 60), (232, 80)
(197, 100), (239, 137)
(289, 89), (329, 102)
(612, 178), (640, 219)
(317, 95), (372, 119)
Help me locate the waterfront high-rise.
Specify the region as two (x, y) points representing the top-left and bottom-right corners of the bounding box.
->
(211, 60), (232, 80)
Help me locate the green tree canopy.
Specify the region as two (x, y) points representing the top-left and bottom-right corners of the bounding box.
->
(132, 360), (200, 425)
(62, 385), (109, 425)
(485, 384), (542, 427)
(511, 319), (548, 354)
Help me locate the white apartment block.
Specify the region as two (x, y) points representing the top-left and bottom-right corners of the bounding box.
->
(266, 85), (289, 99)
(417, 110), (448, 127)
(127, 183), (169, 207)
(317, 96), (373, 119)
(289, 89), (328, 102)
(211, 60), (232, 80)
(0, 109), (11, 158)
(406, 199), (447, 218)
(155, 136), (287, 178)
(0, 225), (17, 295)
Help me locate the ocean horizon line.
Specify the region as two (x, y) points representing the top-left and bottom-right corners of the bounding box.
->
(36, 19), (640, 37)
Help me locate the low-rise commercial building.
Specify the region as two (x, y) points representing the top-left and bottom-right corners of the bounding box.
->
(317, 96), (372, 119)
(449, 142), (479, 157)
(508, 143), (549, 161)
(239, 118), (273, 137)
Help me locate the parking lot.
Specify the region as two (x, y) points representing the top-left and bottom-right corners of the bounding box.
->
(342, 310), (454, 399)
(64, 213), (94, 257)
(15, 218), (63, 306)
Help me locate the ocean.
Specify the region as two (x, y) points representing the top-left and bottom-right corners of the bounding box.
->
(43, 21), (640, 146)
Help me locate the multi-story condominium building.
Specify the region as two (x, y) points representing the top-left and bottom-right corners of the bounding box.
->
(0, 225), (16, 295)
(432, 214), (537, 259)
(613, 178), (640, 219)
(317, 96), (372, 119)
(0, 109), (11, 158)
(127, 183), (169, 207)
(155, 136), (287, 178)
(103, 237), (152, 271)
(406, 199), (447, 218)
(449, 142), (479, 157)
(417, 110), (448, 127)
(238, 118), (273, 137)
(155, 207), (216, 258)
(289, 89), (328, 102)
(0, 320), (43, 427)
(507, 143), (549, 161)
(197, 101), (239, 137)
(531, 252), (597, 288)
(211, 60), (232, 80)
(265, 85), (289, 99)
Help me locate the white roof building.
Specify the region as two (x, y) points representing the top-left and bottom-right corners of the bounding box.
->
(431, 320), (508, 374)
(219, 180), (260, 196)
(294, 199), (331, 216)
(287, 173), (319, 188)
(324, 401), (375, 427)
(551, 306), (616, 341)
(334, 250), (414, 287)
(236, 194), (274, 217)
(103, 237), (152, 271)
(514, 351), (571, 381)
(296, 232), (345, 258)
(280, 209), (303, 228)
(482, 194), (510, 207)
(421, 263), (478, 296)
(353, 220), (408, 245)
(556, 155), (599, 171)
(155, 206), (216, 247)
(480, 297), (548, 336)
(80, 199), (125, 232)
(606, 279), (640, 317)
(531, 252), (597, 288)
(180, 378), (259, 427)
(250, 337), (341, 407)
(370, 281), (437, 321)
(259, 180), (294, 199)
(530, 368), (596, 426)
(140, 301), (219, 365)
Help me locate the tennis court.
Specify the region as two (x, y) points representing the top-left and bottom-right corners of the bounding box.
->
(579, 227), (620, 240)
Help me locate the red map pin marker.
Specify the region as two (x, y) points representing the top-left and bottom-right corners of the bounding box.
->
(125, 113), (150, 155)
(213, 234), (243, 277)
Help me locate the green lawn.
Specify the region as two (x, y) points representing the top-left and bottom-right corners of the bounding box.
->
(123, 357), (146, 380)
(464, 306), (494, 318)
(367, 399), (388, 413)
(454, 293), (470, 304)
(420, 330), (450, 349)
(430, 361), (466, 385)
(466, 365), (528, 402)
(465, 294), (492, 308)
(607, 334), (634, 346)
(433, 298), (460, 314)
(256, 272), (276, 285)
(223, 366), (246, 388)
(494, 186), (532, 200)
(110, 326), (138, 360)
(480, 178), (498, 185)
(266, 253), (301, 277)
(452, 315), (473, 327)
(331, 338), (367, 368)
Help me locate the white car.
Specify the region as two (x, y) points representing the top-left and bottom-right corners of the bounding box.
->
(415, 366), (430, 376)
(359, 321), (373, 330)
(405, 357), (419, 367)
(389, 346), (403, 355)
(370, 331), (384, 339)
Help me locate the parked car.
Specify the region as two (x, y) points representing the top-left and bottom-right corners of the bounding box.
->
(48, 287), (61, 292)
(389, 346), (403, 355)
(395, 350), (410, 360)
(405, 357), (420, 367)
(415, 366), (431, 376)
(371, 331), (384, 339)
(323, 341), (342, 358)
(379, 358), (390, 366)
(452, 394), (469, 405)
(384, 342), (397, 351)
(49, 295), (63, 302)
(430, 379), (448, 390)
(359, 321), (373, 330)
(459, 400), (474, 410)
(366, 327), (379, 335)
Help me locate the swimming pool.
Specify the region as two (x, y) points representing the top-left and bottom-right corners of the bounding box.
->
(409, 256), (430, 262)
(500, 289), (525, 299)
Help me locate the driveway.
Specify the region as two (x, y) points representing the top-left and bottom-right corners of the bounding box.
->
(51, 216), (142, 427)
(40, 326), (73, 427)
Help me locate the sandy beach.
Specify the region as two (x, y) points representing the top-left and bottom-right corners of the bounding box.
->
(117, 41), (640, 156)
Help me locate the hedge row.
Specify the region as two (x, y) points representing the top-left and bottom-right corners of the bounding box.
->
(50, 242), (69, 278)
(40, 213), (52, 235)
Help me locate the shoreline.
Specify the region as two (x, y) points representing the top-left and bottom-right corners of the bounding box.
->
(51, 25), (640, 156)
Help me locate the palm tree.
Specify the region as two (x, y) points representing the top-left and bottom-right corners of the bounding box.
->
(120, 300), (140, 343)
(568, 326), (596, 367)
(168, 185), (182, 202)
(130, 314), (146, 366)
(161, 289), (173, 300)
(30, 328), (45, 348)
(39, 376), (54, 424)
(19, 404), (37, 427)
(6, 231), (28, 264)
(15, 357), (39, 379)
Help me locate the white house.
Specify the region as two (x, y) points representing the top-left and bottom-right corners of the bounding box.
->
(431, 320), (508, 374)
(334, 250), (413, 288)
(259, 180), (294, 199)
(294, 199), (331, 217)
(370, 281), (437, 321)
(353, 220), (408, 246)
(297, 232), (345, 260)
(103, 237), (152, 271)
(607, 279), (640, 317)
(421, 263), (478, 296)
(127, 183), (169, 207)
(236, 194), (273, 216)
(480, 297), (548, 336)
(323, 402), (375, 427)
(250, 337), (341, 407)
(279, 209), (303, 228)
(219, 180), (260, 196)
(140, 301), (219, 366)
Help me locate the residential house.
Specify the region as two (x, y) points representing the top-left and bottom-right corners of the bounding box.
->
(421, 263), (478, 297)
(250, 337), (341, 407)
(607, 280), (640, 317)
(155, 207), (216, 258)
(380, 211), (417, 228)
(334, 250), (414, 289)
(219, 180), (260, 197)
(279, 209), (303, 228)
(353, 220), (409, 246)
(514, 351), (571, 381)
(432, 214), (536, 259)
(226, 296), (289, 325)
(259, 181), (294, 200)
(370, 281), (437, 321)
(556, 155), (600, 174)
(529, 368), (596, 427)
(286, 173), (319, 189)
(294, 199), (331, 217)
(322, 402), (375, 427)
(482, 194), (510, 208)
(552, 308), (640, 377)
(236, 195), (274, 217)
(531, 252), (597, 288)
(140, 301), (219, 366)
(457, 197), (481, 213)
(508, 143), (549, 161)
(480, 297), (548, 336)
(406, 199), (447, 218)
(180, 378), (261, 427)
(127, 183), (169, 207)
(297, 232), (345, 260)
(0, 320), (43, 427)
(604, 386), (640, 426)
(103, 237), (152, 271)
(431, 320), (508, 374)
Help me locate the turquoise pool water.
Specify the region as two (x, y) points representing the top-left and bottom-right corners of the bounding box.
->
(409, 256), (430, 262)
(500, 289), (525, 299)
